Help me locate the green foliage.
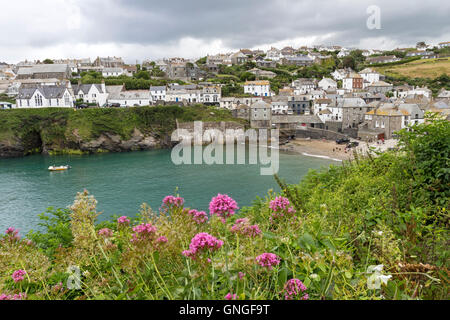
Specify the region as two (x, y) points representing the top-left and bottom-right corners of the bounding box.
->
(27, 208), (73, 258)
(1, 116), (447, 300)
(0, 106), (246, 154)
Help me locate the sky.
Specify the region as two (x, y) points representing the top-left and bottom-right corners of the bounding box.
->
(0, 0), (449, 64)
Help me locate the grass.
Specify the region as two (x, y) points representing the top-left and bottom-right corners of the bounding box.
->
(375, 57), (450, 79)
(0, 105), (247, 154)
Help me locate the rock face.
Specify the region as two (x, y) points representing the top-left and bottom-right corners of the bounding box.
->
(79, 129), (161, 153)
(0, 142), (25, 158)
(0, 128), (165, 158)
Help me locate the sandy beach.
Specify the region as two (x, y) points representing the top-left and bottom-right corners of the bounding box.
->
(280, 138), (398, 162)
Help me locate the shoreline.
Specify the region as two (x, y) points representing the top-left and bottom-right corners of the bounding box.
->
(280, 138), (399, 162)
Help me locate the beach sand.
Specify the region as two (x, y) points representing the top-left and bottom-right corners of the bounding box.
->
(280, 138), (398, 162)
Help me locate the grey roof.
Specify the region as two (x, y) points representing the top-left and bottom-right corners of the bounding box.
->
(150, 86), (166, 91)
(18, 85), (69, 99)
(108, 90), (150, 100)
(250, 100), (271, 109)
(73, 83), (105, 94)
(17, 64), (69, 75)
(106, 85), (124, 94)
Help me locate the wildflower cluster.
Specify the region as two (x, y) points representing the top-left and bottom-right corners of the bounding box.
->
(283, 279), (309, 300)
(269, 197), (296, 223)
(98, 228), (113, 238)
(225, 293), (239, 300)
(0, 293), (27, 300)
(188, 209), (208, 224)
(231, 218), (262, 238)
(117, 216), (131, 225)
(4, 227), (20, 243)
(256, 253), (280, 270)
(182, 233), (224, 259)
(209, 194), (239, 222)
(131, 223), (158, 243)
(11, 269), (27, 283)
(163, 195), (184, 208)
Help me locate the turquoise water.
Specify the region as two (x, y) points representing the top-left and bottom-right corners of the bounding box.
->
(0, 148), (337, 235)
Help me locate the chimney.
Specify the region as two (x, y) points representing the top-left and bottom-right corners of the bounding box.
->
(101, 79), (106, 93)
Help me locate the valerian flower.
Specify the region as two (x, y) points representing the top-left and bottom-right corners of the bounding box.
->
(209, 194), (239, 222)
(182, 233), (224, 260)
(256, 253), (280, 270)
(283, 279), (309, 300)
(11, 269), (27, 283)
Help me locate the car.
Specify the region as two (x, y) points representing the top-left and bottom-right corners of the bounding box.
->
(336, 138), (350, 145)
(76, 104), (88, 109)
(108, 103), (121, 108)
(347, 142), (359, 148)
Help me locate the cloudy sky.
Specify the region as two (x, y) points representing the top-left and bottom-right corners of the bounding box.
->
(0, 0), (449, 63)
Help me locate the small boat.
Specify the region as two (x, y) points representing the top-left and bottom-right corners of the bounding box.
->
(48, 165), (71, 172)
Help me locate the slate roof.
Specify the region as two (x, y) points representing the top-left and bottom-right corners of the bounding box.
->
(18, 85), (68, 99)
(17, 64), (69, 75)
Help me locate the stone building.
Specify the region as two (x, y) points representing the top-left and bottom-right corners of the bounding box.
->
(250, 100), (272, 128)
(16, 64), (71, 80)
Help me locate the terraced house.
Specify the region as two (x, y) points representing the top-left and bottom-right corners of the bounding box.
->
(16, 84), (75, 108)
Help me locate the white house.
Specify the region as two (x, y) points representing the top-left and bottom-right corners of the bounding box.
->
(271, 99), (289, 115)
(358, 68), (380, 85)
(73, 83), (108, 106)
(318, 78), (337, 91)
(407, 87), (432, 98)
(219, 97), (262, 110)
(102, 67), (124, 77)
(107, 90), (150, 107)
(292, 79), (317, 94)
(244, 81), (273, 97)
(16, 85), (75, 108)
(337, 48), (351, 58)
(150, 86), (167, 103)
(331, 69), (350, 81)
(266, 47), (281, 61)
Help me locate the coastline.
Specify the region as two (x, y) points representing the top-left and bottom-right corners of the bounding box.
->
(279, 138), (399, 162)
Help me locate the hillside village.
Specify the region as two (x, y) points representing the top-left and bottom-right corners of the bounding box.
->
(1, 41), (449, 142)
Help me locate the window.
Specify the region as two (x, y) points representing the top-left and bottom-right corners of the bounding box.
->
(35, 94), (43, 107)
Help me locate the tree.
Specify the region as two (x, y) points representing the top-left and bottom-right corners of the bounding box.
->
(342, 56), (355, 69)
(416, 41), (427, 49)
(43, 59), (54, 64)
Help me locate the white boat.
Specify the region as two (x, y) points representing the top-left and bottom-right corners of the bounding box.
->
(48, 165), (72, 172)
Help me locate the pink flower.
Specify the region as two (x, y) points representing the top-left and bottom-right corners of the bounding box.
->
(98, 228), (113, 238)
(4, 227), (20, 241)
(209, 194), (239, 221)
(188, 210), (208, 224)
(11, 269), (27, 283)
(256, 253), (280, 270)
(162, 195), (184, 208)
(225, 293), (238, 300)
(269, 197), (296, 223)
(118, 216), (131, 225)
(238, 272), (246, 280)
(231, 218), (262, 238)
(131, 223), (157, 243)
(182, 233), (224, 259)
(283, 279), (309, 300)
(0, 293), (27, 300)
(156, 236), (168, 244)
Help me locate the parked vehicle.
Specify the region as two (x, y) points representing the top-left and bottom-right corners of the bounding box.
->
(336, 138), (350, 145)
(76, 104), (88, 109)
(347, 142), (359, 148)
